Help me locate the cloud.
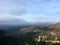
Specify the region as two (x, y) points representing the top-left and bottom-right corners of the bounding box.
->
(40, 0), (51, 3)
(0, 14), (27, 25)
(9, 8), (26, 15)
(24, 14), (60, 23)
(0, 0), (27, 16)
(0, 0), (60, 25)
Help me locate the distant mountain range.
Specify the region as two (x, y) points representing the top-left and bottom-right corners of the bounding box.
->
(0, 22), (60, 35)
(0, 22), (53, 33)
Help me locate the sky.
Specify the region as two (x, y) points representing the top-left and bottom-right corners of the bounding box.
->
(0, 0), (60, 25)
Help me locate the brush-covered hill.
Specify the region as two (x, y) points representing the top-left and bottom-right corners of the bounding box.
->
(1, 23), (60, 45)
(11, 23), (60, 39)
(48, 23), (60, 30)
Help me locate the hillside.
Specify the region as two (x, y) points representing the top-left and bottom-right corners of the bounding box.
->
(0, 23), (60, 45)
(48, 23), (60, 30)
(10, 23), (60, 40)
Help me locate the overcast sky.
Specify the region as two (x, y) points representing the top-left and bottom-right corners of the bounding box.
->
(0, 0), (60, 25)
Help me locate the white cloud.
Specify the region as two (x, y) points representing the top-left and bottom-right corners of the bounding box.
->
(9, 8), (26, 15)
(25, 14), (60, 23)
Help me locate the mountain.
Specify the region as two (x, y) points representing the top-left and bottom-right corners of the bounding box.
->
(0, 23), (60, 45)
(0, 25), (31, 34)
(48, 23), (60, 30)
(8, 23), (60, 40)
(0, 30), (6, 34)
(0, 30), (6, 37)
(0, 22), (52, 34)
(47, 23), (60, 37)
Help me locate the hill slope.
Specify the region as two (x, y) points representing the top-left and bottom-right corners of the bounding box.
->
(7, 23), (60, 40)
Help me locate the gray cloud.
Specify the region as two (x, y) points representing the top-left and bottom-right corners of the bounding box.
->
(0, 15), (28, 25)
(9, 9), (26, 15)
